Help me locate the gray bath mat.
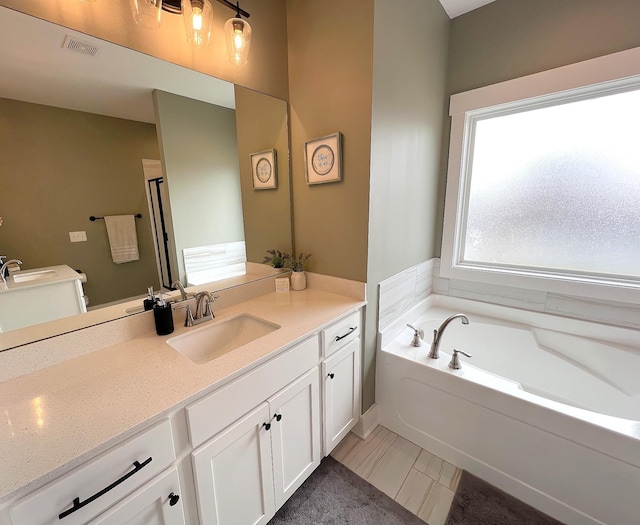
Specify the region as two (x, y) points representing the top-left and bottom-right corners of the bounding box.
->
(268, 456), (425, 524)
(445, 471), (563, 524)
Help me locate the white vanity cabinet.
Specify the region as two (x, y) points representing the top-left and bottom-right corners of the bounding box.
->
(192, 403), (275, 525)
(9, 419), (178, 525)
(188, 338), (321, 525)
(269, 368), (321, 505)
(2, 304), (364, 525)
(321, 311), (362, 455)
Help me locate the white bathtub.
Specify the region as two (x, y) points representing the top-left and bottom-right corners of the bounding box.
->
(376, 294), (640, 525)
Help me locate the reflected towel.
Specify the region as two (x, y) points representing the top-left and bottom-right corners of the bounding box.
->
(104, 215), (139, 264)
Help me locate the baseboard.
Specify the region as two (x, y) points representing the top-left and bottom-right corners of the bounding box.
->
(352, 404), (379, 440)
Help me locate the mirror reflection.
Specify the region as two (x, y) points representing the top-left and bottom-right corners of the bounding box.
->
(0, 7), (292, 339)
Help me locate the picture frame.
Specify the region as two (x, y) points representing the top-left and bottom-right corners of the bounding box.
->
(251, 149), (278, 190)
(304, 132), (342, 185)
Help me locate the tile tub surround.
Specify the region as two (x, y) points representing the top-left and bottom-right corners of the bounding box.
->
(379, 258), (640, 332)
(0, 284), (365, 505)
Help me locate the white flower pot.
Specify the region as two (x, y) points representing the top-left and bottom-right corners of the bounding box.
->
(290, 271), (306, 291)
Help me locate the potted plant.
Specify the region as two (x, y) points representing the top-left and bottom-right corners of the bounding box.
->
(263, 249), (289, 268)
(285, 252), (311, 290)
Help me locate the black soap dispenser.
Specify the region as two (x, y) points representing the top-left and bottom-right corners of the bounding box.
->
(153, 292), (174, 336)
(143, 286), (157, 311)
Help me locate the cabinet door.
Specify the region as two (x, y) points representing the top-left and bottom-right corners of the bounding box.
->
(322, 337), (361, 455)
(91, 468), (185, 525)
(269, 368), (321, 508)
(192, 403), (275, 525)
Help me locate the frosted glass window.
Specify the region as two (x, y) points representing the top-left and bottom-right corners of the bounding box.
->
(462, 89), (640, 280)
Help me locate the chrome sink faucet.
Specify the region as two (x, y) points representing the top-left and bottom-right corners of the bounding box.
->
(428, 313), (469, 359)
(194, 291), (218, 323)
(175, 290), (218, 327)
(0, 259), (22, 285)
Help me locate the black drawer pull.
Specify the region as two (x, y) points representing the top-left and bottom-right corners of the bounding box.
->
(274, 413), (282, 422)
(168, 492), (180, 506)
(59, 457), (153, 519)
(263, 422), (271, 431)
(328, 373), (335, 379)
(335, 326), (357, 342)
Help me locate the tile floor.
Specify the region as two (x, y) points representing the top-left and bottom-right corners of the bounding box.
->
(331, 426), (461, 525)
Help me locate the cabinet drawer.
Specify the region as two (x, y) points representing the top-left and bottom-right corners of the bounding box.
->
(186, 336), (319, 448)
(321, 311), (360, 358)
(11, 419), (175, 525)
(91, 467), (185, 525)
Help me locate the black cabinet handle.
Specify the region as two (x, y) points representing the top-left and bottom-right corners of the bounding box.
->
(335, 326), (357, 342)
(168, 492), (180, 507)
(58, 457), (153, 519)
(328, 373), (335, 379)
(263, 422), (271, 431)
(274, 413), (282, 422)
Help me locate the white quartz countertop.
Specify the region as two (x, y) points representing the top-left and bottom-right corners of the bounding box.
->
(0, 288), (365, 504)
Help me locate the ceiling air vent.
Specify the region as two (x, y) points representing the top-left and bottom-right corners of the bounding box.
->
(62, 35), (100, 57)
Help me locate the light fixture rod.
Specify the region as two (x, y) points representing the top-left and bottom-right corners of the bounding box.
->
(214, 0), (250, 18)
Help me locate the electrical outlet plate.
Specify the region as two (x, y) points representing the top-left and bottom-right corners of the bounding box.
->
(69, 231), (87, 242)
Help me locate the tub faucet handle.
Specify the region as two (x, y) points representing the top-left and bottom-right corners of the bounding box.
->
(448, 349), (472, 370)
(406, 324), (424, 347)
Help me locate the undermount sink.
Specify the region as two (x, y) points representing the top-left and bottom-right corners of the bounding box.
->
(167, 314), (280, 365)
(12, 269), (58, 283)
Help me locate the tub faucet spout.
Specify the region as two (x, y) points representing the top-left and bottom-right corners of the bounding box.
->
(428, 313), (469, 359)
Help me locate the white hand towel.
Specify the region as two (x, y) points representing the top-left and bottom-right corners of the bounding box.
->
(104, 215), (140, 264)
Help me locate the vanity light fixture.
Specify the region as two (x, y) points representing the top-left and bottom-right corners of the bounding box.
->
(128, 0), (251, 63)
(130, 0), (163, 29)
(182, 0), (214, 47)
(224, 2), (252, 66)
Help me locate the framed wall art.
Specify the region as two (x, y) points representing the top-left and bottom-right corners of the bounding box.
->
(251, 149), (278, 190)
(305, 132), (342, 185)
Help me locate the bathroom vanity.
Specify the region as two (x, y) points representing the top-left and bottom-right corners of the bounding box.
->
(0, 277), (364, 525)
(0, 265), (86, 332)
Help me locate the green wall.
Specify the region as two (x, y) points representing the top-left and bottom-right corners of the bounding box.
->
(153, 91), (244, 284)
(286, 0), (375, 283)
(286, 0), (451, 411)
(0, 97), (160, 306)
(448, 0), (640, 95)
(364, 0), (451, 410)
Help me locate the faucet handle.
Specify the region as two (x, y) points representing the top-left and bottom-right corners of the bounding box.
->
(175, 305), (195, 327)
(406, 324), (424, 347)
(203, 300), (213, 318)
(448, 348), (472, 370)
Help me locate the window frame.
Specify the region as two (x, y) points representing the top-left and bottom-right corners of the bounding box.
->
(441, 46), (640, 304)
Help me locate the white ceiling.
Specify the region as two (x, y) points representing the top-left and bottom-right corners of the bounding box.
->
(439, 0), (496, 18)
(0, 7), (235, 124)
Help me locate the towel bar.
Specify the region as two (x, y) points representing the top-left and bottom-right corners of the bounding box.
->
(90, 214), (142, 221)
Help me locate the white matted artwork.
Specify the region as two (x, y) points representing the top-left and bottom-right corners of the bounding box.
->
(251, 149), (278, 190)
(305, 132), (342, 185)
